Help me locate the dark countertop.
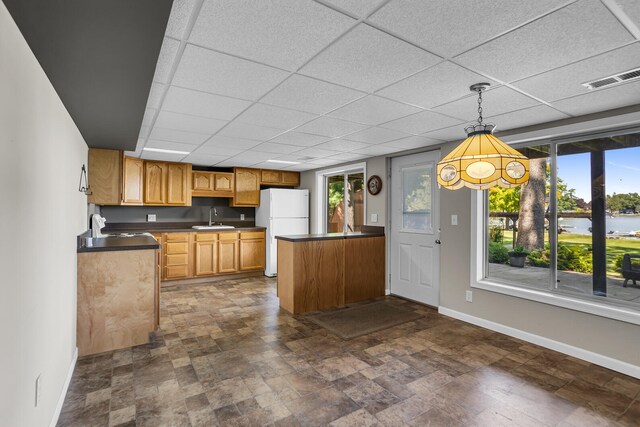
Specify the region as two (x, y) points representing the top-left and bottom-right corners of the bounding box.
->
(78, 233), (160, 253)
(104, 222), (264, 234)
(276, 231), (384, 242)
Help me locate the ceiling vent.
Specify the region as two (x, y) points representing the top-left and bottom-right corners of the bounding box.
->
(582, 67), (640, 90)
(297, 156), (316, 161)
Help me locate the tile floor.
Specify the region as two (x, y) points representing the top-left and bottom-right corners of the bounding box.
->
(58, 276), (640, 426)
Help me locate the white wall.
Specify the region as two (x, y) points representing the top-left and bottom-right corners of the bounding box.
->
(300, 156), (388, 234)
(0, 4), (88, 426)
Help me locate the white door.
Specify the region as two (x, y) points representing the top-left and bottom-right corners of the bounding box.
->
(390, 150), (440, 306)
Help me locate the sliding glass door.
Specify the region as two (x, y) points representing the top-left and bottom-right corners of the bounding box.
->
(326, 171), (365, 233)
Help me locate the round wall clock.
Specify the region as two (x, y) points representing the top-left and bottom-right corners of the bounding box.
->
(367, 175), (383, 195)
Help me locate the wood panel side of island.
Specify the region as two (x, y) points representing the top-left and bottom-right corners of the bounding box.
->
(344, 236), (386, 303)
(77, 249), (157, 356)
(277, 239), (295, 313)
(295, 239), (345, 313)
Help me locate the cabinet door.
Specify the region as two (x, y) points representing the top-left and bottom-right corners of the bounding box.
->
(232, 168), (260, 206)
(195, 241), (217, 276)
(163, 233), (191, 280)
(218, 240), (239, 273)
(240, 239), (265, 271)
(261, 169), (282, 185)
(144, 161), (166, 205)
(122, 157), (144, 205)
(281, 171), (300, 186)
(214, 173), (234, 194)
(88, 148), (123, 205)
(193, 171), (214, 193)
(167, 163), (191, 206)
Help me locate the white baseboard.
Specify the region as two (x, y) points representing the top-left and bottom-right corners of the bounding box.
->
(49, 347), (78, 427)
(438, 307), (640, 379)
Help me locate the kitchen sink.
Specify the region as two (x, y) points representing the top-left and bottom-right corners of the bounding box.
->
(192, 225), (235, 230)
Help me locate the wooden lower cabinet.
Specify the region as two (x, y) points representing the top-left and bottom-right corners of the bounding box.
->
(160, 230), (264, 281)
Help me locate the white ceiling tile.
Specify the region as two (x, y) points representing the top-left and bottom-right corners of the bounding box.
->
(455, 0), (635, 82)
(162, 86), (252, 120)
(183, 153), (228, 166)
(261, 74), (365, 114)
(165, 0), (197, 40)
(140, 151), (187, 162)
(323, 0), (387, 17)
(369, 0), (570, 57)
(142, 108), (156, 127)
(315, 139), (370, 152)
(189, 0), (354, 70)
(384, 135), (442, 150)
(252, 142), (303, 154)
(235, 104), (318, 130)
(149, 127), (210, 145)
(329, 95), (422, 125)
(153, 37), (180, 84)
(550, 80), (640, 116)
(283, 163), (323, 171)
(381, 110), (464, 134)
(300, 24), (441, 92)
(432, 86), (540, 121)
(615, 0), (640, 28)
(294, 116), (369, 137)
(512, 43), (640, 102)
(352, 144), (399, 156)
(218, 122), (285, 141)
(147, 82), (166, 109)
(342, 126), (410, 144)
(486, 105), (569, 131)
(216, 158), (259, 167)
(377, 61), (499, 109)
(229, 151), (275, 162)
(172, 45), (289, 100)
(327, 152), (369, 161)
(206, 135), (262, 150)
(302, 158), (342, 166)
(421, 125), (465, 142)
(293, 147), (342, 158)
(145, 139), (198, 152)
(270, 131), (330, 147)
(194, 144), (244, 157)
(155, 110), (227, 134)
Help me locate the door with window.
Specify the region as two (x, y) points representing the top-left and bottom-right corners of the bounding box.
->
(391, 151), (440, 306)
(326, 172), (364, 233)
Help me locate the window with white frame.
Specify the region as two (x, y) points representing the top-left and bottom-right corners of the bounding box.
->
(472, 131), (640, 320)
(316, 163), (366, 233)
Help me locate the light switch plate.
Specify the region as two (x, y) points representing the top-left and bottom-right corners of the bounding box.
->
(147, 214), (156, 222)
(240, 214), (245, 221)
(451, 214), (458, 226)
(371, 213), (378, 223)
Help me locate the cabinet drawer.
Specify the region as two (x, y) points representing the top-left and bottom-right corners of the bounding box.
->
(240, 231), (265, 240)
(166, 253), (188, 266)
(195, 233), (217, 241)
(165, 233), (189, 242)
(166, 242), (189, 254)
(165, 264), (190, 279)
(218, 232), (239, 241)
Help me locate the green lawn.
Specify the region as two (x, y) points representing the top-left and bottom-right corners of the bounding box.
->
(502, 233), (640, 277)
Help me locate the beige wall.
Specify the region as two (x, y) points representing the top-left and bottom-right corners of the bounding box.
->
(300, 156), (388, 233)
(0, 4), (88, 426)
(438, 140), (640, 368)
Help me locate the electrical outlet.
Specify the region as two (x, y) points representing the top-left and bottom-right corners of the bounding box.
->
(371, 213), (378, 223)
(451, 214), (458, 226)
(147, 214), (156, 222)
(240, 214), (245, 221)
(35, 374), (41, 407)
(465, 290), (473, 302)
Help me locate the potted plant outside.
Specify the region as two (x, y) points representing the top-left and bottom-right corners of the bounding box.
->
(508, 245), (529, 268)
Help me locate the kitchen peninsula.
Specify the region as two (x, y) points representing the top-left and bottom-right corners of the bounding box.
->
(276, 227), (385, 314)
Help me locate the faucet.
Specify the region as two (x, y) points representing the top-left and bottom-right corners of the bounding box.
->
(209, 207), (217, 226)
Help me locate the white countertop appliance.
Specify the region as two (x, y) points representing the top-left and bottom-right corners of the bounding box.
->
(90, 214), (107, 238)
(256, 188), (309, 277)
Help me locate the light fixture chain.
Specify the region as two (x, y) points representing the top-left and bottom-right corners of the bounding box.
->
(477, 88), (483, 124)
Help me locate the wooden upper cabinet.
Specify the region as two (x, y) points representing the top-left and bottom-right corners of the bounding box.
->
(192, 171), (234, 198)
(88, 148), (123, 205)
(122, 157), (144, 205)
(258, 168), (300, 187)
(167, 163), (191, 205)
(232, 168), (261, 207)
(144, 161), (166, 205)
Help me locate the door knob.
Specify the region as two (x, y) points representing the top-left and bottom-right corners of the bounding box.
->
(435, 239), (441, 244)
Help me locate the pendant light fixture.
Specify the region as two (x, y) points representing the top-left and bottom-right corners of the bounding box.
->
(437, 83), (530, 190)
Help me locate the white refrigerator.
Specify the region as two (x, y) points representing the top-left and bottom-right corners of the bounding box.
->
(256, 188), (309, 277)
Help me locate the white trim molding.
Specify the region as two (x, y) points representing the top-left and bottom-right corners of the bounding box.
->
(439, 307), (640, 379)
(49, 347), (78, 427)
